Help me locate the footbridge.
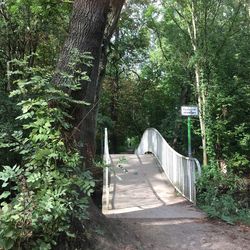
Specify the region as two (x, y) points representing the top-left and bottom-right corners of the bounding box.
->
(102, 128), (204, 219)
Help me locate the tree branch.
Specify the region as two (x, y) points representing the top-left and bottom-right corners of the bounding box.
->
(216, 2), (243, 56)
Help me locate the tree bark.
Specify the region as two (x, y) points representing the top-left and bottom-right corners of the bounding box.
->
(187, 0), (208, 165)
(54, 0), (125, 168)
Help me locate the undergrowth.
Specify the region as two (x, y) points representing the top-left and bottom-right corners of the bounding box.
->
(197, 165), (250, 225)
(0, 55), (95, 249)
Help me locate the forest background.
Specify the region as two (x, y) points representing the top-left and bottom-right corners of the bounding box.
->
(0, 0), (249, 249)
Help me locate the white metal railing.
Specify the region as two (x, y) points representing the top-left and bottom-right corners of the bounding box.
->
(135, 128), (201, 203)
(103, 128), (111, 209)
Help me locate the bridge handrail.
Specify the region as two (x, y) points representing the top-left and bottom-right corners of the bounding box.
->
(135, 128), (201, 203)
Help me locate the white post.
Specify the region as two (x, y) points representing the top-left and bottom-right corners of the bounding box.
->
(104, 128), (110, 210)
(105, 167), (109, 209)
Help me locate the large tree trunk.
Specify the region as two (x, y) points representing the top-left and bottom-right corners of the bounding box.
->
(54, 0), (125, 168)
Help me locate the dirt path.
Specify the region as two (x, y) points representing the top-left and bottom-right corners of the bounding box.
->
(102, 154), (250, 250)
(111, 217), (250, 250)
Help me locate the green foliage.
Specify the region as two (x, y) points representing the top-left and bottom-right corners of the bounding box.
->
(197, 166), (250, 224)
(0, 0), (71, 64)
(0, 58), (94, 249)
(100, 0), (250, 170)
(0, 91), (21, 167)
(0, 0), (72, 170)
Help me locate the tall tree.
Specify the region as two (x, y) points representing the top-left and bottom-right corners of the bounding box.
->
(54, 0), (125, 167)
(158, 0), (247, 165)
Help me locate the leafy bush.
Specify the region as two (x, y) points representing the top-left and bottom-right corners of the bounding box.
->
(197, 165), (250, 224)
(0, 57), (94, 249)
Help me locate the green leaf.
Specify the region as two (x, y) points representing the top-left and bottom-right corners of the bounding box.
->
(0, 191), (11, 199)
(10, 214), (20, 221)
(5, 229), (14, 238)
(65, 231), (76, 238)
(3, 238), (15, 250)
(2, 182), (8, 188)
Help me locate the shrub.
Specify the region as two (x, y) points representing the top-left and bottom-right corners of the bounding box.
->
(0, 56), (94, 249)
(197, 165), (250, 224)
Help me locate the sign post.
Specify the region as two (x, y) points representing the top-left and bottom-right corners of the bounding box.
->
(181, 106), (199, 157)
(187, 116), (192, 157)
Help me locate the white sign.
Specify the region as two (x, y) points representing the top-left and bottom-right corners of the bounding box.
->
(181, 106), (199, 116)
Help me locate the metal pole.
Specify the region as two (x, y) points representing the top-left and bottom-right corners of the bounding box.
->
(188, 117), (192, 157)
(105, 167), (109, 209)
(104, 128), (110, 210)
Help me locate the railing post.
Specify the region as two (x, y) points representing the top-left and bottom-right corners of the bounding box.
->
(105, 167), (109, 209)
(104, 128), (110, 210)
(192, 160), (197, 205)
